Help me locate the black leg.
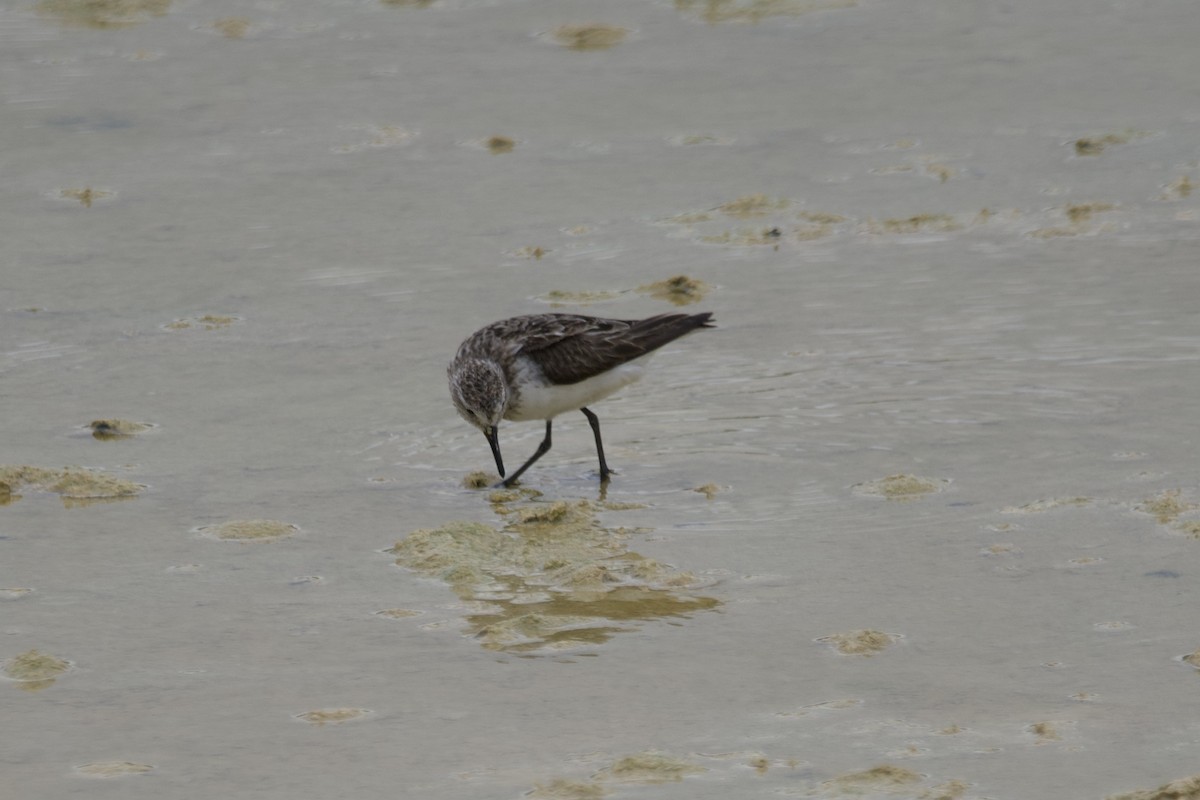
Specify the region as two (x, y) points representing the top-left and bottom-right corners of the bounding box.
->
(497, 420), (552, 488)
(580, 407), (610, 482)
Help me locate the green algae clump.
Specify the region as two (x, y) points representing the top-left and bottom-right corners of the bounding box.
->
(1108, 774), (1200, 800)
(390, 498), (718, 652)
(852, 474), (946, 500)
(596, 752), (706, 784)
(552, 24), (628, 50)
(0, 465), (142, 504)
(5, 649), (70, 681)
(36, 0), (169, 28)
(637, 275), (710, 306)
(204, 519), (297, 541)
(820, 629), (897, 656)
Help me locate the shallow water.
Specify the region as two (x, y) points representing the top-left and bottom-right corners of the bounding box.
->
(3, 0), (1200, 797)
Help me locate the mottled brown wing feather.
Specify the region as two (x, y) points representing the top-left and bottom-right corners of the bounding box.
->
(525, 312), (714, 385)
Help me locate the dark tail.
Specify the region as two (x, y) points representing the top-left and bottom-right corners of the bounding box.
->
(628, 312), (715, 353)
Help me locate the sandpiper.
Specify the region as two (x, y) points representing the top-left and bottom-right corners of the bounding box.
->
(449, 311), (715, 487)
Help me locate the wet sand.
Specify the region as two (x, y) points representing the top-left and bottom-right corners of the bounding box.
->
(3, 0), (1200, 797)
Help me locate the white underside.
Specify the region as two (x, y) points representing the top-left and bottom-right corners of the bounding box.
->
(506, 356), (650, 421)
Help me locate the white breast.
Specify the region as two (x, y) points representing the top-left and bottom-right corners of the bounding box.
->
(506, 356), (649, 422)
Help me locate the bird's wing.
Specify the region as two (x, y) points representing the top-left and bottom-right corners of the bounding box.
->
(522, 313), (711, 386)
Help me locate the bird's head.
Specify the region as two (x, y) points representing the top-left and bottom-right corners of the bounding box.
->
(448, 358), (509, 476)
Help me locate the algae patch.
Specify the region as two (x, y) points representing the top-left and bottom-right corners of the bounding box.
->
(719, 194), (790, 218)
(294, 708), (372, 725)
(852, 474), (947, 500)
(867, 213), (961, 234)
(200, 519), (298, 541)
(1108, 775), (1200, 800)
(462, 470), (495, 489)
(4, 649), (70, 682)
(36, 0), (169, 28)
(213, 16), (250, 38)
(163, 314), (239, 331)
(1136, 489), (1198, 524)
(539, 289), (624, 306)
(374, 608), (422, 619)
(1029, 202), (1118, 238)
(552, 24), (628, 50)
(675, 0), (856, 23)
(486, 135), (515, 154)
(663, 194), (846, 246)
(822, 764), (921, 792)
(0, 465), (142, 505)
(1002, 496), (1091, 513)
(819, 629), (898, 656)
(637, 275), (710, 306)
(60, 187), (113, 207)
(90, 419), (151, 440)
(594, 752), (706, 784)
(390, 498), (719, 652)
(530, 778), (609, 799)
(74, 761), (154, 778)
(1073, 130), (1144, 156)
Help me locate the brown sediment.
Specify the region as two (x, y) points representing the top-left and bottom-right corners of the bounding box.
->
(852, 474), (946, 500)
(201, 519), (297, 541)
(694, 483), (720, 499)
(294, 708), (371, 725)
(820, 629), (897, 656)
(1183, 648), (1200, 667)
(552, 24), (628, 50)
(637, 275), (710, 306)
(594, 752), (706, 783)
(750, 755), (769, 774)
(389, 498), (719, 652)
(1107, 775), (1200, 800)
(486, 135), (515, 154)
(36, 0), (169, 28)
